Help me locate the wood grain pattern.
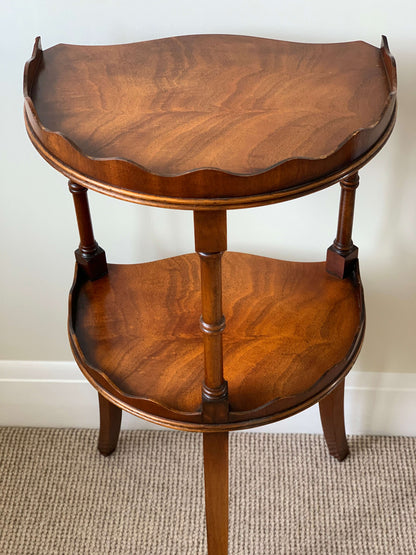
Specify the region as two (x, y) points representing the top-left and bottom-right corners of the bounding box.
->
(203, 432), (229, 555)
(24, 35), (397, 209)
(69, 252), (364, 430)
(24, 35), (395, 554)
(32, 36), (388, 174)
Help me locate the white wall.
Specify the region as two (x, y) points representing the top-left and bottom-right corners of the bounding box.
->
(1, 1), (415, 429)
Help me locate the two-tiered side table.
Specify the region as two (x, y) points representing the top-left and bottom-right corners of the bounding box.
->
(24, 34), (396, 554)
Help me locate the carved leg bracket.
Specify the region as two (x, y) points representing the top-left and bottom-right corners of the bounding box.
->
(326, 244), (358, 279)
(74, 245), (107, 281)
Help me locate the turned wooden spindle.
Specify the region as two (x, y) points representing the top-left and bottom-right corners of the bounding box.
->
(68, 181), (107, 280)
(326, 172), (359, 278)
(194, 210), (228, 423)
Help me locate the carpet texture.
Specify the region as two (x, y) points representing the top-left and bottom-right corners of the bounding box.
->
(0, 428), (415, 554)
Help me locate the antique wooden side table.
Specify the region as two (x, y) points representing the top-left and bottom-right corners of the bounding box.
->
(24, 35), (396, 554)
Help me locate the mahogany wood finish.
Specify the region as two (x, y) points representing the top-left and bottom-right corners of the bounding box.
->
(24, 34), (396, 555)
(319, 380), (349, 461)
(68, 181), (107, 280)
(97, 392), (122, 456)
(194, 211), (228, 423)
(68, 253), (364, 431)
(326, 172), (360, 279)
(203, 432), (229, 555)
(25, 35), (396, 209)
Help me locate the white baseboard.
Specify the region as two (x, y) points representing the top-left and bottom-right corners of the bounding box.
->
(1, 361), (415, 435)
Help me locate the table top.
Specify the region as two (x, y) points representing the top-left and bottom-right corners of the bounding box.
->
(24, 34), (396, 209)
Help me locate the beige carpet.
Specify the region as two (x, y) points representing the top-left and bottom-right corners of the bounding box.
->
(0, 429), (415, 554)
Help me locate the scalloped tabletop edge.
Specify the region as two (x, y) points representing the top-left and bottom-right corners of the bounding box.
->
(24, 35), (397, 209)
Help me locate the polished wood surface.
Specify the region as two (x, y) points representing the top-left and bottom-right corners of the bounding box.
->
(69, 252), (364, 431)
(24, 34), (397, 554)
(319, 379), (349, 461)
(97, 392), (122, 456)
(31, 36), (390, 174)
(68, 181), (107, 280)
(326, 172), (359, 278)
(203, 432), (229, 555)
(24, 35), (396, 208)
(194, 211), (228, 423)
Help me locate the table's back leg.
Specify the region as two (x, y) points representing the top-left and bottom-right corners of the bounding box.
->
(97, 393), (122, 456)
(203, 431), (229, 555)
(322, 171), (361, 460)
(319, 379), (349, 461)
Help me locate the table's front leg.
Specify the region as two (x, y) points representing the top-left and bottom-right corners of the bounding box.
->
(203, 431), (229, 555)
(194, 210), (229, 555)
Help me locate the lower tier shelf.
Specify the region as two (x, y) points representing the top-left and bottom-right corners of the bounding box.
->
(69, 252), (365, 431)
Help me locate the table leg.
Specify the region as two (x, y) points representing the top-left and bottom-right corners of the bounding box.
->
(97, 392), (122, 456)
(319, 379), (349, 461)
(203, 431), (229, 555)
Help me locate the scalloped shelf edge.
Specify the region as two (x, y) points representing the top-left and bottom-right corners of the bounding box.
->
(67, 257), (365, 432)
